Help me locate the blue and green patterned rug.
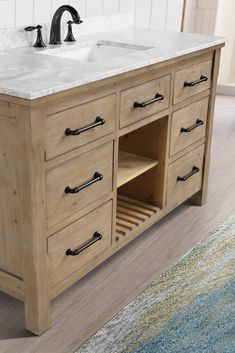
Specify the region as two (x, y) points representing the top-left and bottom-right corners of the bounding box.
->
(76, 214), (235, 353)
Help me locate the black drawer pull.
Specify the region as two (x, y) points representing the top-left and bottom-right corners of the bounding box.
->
(134, 93), (164, 108)
(184, 75), (208, 87)
(65, 117), (105, 136)
(65, 172), (103, 194)
(181, 119), (204, 133)
(66, 232), (103, 256)
(177, 166), (200, 182)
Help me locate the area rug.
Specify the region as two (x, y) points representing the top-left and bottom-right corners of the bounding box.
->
(76, 214), (235, 353)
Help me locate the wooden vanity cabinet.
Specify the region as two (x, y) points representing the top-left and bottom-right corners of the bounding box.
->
(0, 45), (223, 335)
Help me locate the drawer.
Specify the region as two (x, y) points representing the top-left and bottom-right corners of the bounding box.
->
(167, 144), (205, 207)
(46, 142), (113, 229)
(48, 201), (112, 286)
(174, 60), (212, 104)
(170, 97), (209, 156)
(120, 75), (171, 128)
(45, 95), (116, 159)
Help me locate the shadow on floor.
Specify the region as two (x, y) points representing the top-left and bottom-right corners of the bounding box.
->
(0, 293), (34, 339)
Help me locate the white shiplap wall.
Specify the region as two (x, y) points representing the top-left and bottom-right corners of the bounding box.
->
(0, 0), (135, 28)
(183, 0), (235, 88)
(135, 0), (184, 31)
(0, 0), (184, 31)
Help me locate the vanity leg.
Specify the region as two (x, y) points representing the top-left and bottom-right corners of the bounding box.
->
(24, 285), (51, 335)
(191, 184), (208, 206)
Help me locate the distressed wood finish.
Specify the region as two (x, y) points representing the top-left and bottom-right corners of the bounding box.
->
(0, 94), (232, 353)
(17, 105), (50, 335)
(118, 151), (159, 188)
(46, 141), (113, 229)
(170, 97), (209, 156)
(167, 144), (205, 207)
(120, 75), (171, 128)
(174, 59), (212, 104)
(0, 116), (23, 277)
(48, 201), (112, 287)
(0, 45), (223, 335)
(0, 270), (24, 301)
(46, 94), (116, 160)
(191, 49), (222, 206)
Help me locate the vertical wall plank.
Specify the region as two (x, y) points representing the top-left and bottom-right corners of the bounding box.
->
(15, 0), (34, 27)
(34, 0), (51, 24)
(150, 0), (168, 30)
(86, 0), (103, 17)
(166, 0), (184, 31)
(120, 0), (135, 13)
(135, 0), (152, 28)
(0, 0), (15, 28)
(103, 0), (120, 15)
(1, 0), (186, 31)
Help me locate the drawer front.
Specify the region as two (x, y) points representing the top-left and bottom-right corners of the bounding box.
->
(46, 95), (116, 160)
(120, 75), (171, 128)
(170, 97), (209, 156)
(167, 144), (205, 207)
(48, 201), (112, 286)
(46, 142), (113, 229)
(174, 60), (212, 104)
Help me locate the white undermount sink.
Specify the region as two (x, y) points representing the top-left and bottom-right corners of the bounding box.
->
(38, 40), (152, 63)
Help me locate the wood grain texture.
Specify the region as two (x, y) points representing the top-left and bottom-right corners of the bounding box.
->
(0, 100), (16, 119)
(0, 47), (223, 336)
(191, 49), (221, 206)
(167, 144), (205, 208)
(0, 116), (23, 277)
(48, 201), (112, 287)
(170, 96), (209, 156)
(119, 117), (169, 209)
(118, 151), (159, 188)
(0, 270), (24, 301)
(0, 95), (233, 352)
(120, 75), (171, 128)
(174, 60), (212, 104)
(17, 105), (51, 335)
(116, 195), (159, 241)
(46, 142), (113, 229)
(46, 94), (116, 160)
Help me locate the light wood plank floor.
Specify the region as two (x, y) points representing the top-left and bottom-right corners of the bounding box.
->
(0, 95), (235, 353)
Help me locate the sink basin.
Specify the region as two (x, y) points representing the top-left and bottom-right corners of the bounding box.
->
(39, 40), (152, 63)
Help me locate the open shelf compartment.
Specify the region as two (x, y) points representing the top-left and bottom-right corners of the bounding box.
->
(115, 116), (168, 242)
(118, 151), (159, 188)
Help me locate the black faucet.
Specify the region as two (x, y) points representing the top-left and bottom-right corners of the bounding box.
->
(49, 5), (83, 45)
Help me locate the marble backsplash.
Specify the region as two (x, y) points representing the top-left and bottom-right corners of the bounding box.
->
(0, 11), (134, 51)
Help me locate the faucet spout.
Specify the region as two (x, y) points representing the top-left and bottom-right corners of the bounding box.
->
(50, 5), (82, 45)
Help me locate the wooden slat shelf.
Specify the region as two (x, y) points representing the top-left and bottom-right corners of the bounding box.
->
(117, 151), (159, 188)
(116, 195), (159, 241)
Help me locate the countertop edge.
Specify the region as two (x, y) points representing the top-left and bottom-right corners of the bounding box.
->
(0, 37), (226, 101)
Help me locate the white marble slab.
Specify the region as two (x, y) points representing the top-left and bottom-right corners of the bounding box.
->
(0, 28), (226, 100)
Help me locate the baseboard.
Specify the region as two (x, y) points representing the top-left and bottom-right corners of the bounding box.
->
(217, 84), (235, 96)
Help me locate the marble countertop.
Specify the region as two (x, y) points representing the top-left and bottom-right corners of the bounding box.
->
(0, 28), (226, 100)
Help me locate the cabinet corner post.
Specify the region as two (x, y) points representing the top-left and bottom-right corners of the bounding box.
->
(17, 103), (51, 335)
(191, 48), (222, 207)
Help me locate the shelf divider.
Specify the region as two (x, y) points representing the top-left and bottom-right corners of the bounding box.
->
(117, 151), (159, 188)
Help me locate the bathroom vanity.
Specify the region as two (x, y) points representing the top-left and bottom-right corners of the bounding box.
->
(0, 29), (225, 334)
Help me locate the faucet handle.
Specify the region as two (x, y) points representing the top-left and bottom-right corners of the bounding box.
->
(64, 21), (77, 42)
(25, 25), (46, 48)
